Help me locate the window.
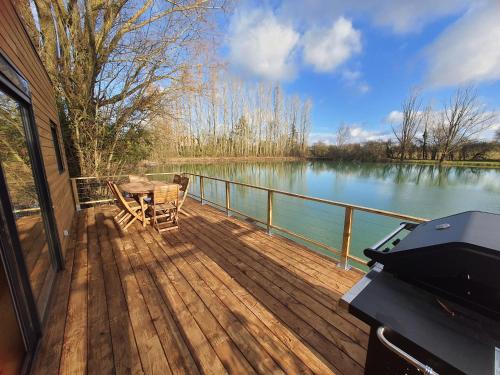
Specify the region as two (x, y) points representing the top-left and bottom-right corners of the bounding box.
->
(50, 122), (64, 173)
(0, 51), (30, 96)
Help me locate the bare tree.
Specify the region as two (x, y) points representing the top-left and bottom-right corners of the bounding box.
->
(392, 91), (422, 161)
(148, 66), (313, 160)
(299, 99), (312, 156)
(20, 0), (224, 175)
(438, 87), (496, 163)
(336, 123), (351, 148)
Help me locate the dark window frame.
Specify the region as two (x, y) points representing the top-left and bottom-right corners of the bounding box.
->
(50, 121), (65, 174)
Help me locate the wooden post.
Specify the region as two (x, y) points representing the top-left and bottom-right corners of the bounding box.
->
(200, 176), (204, 204)
(70, 178), (81, 211)
(340, 207), (353, 269)
(225, 181), (230, 216)
(267, 190), (273, 235)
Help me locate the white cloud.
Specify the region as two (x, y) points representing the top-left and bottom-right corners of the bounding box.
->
(341, 69), (371, 94)
(478, 114), (500, 141)
(364, 0), (470, 34)
(302, 17), (361, 73)
(310, 125), (391, 145)
(278, 0), (470, 34)
(426, 1), (500, 87)
(227, 8), (299, 81)
(384, 110), (404, 124)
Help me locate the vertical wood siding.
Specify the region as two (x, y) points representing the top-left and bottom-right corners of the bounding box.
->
(0, 0), (75, 256)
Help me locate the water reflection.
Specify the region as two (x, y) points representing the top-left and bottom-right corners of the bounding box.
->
(0, 91), (53, 316)
(147, 160), (500, 262)
(308, 161), (497, 189)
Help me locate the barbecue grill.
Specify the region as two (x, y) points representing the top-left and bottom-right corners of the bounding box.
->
(341, 211), (500, 375)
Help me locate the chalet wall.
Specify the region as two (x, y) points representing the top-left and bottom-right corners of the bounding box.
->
(0, 0), (75, 255)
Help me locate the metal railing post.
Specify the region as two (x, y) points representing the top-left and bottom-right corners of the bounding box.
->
(225, 181), (230, 216)
(339, 207), (353, 269)
(200, 175), (204, 204)
(267, 190), (273, 235)
(70, 178), (81, 211)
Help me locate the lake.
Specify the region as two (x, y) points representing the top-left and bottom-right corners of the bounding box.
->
(148, 161), (500, 265)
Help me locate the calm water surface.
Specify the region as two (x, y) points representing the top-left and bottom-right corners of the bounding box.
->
(148, 161), (500, 263)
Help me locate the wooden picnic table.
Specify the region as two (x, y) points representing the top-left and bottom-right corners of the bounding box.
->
(119, 181), (179, 227)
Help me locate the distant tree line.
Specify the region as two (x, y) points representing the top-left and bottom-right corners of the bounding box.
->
(149, 68), (312, 161)
(310, 87), (499, 163)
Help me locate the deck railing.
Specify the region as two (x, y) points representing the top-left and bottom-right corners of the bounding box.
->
(70, 172), (428, 270)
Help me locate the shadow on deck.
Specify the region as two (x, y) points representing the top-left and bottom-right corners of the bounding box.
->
(32, 198), (368, 374)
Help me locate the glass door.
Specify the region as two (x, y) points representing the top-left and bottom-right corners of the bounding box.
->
(0, 90), (56, 318)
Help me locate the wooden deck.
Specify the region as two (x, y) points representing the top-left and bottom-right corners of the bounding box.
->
(31, 198), (368, 375)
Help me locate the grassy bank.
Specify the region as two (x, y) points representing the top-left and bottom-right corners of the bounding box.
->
(141, 156), (500, 169)
(141, 156), (304, 166)
(308, 156), (500, 168)
(386, 159), (500, 168)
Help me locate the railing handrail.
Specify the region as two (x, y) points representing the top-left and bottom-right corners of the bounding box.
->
(183, 172), (428, 223)
(70, 171), (429, 270)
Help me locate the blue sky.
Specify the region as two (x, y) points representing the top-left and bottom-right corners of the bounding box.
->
(219, 0), (500, 143)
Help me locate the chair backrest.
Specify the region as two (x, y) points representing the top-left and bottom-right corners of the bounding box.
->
(153, 185), (179, 205)
(179, 176), (190, 192)
(108, 180), (119, 201)
(107, 180), (114, 194)
(129, 174), (149, 183)
(177, 177), (190, 211)
(173, 174), (182, 184)
(112, 182), (135, 211)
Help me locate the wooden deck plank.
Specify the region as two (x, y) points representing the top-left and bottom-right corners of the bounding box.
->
(166, 222), (336, 375)
(59, 210), (88, 375)
(179, 213), (368, 356)
(182, 204), (369, 344)
(176, 214), (364, 375)
(130, 215), (229, 375)
(187, 202), (361, 287)
(159, 226), (315, 375)
(141, 225), (285, 375)
(138, 226), (258, 375)
(31, 216), (77, 375)
(33, 201), (367, 374)
(103, 212), (172, 375)
(183, 202), (369, 333)
(96, 212), (143, 375)
(86, 207), (114, 374)
(119, 216), (201, 375)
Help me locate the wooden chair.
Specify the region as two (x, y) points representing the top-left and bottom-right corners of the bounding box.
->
(150, 184), (179, 232)
(110, 182), (144, 230)
(128, 174), (149, 183)
(107, 181), (139, 223)
(178, 176), (190, 213)
(107, 181), (125, 222)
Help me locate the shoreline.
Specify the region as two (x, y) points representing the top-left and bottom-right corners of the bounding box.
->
(141, 156), (304, 166)
(384, 159), (500, 168)
(142, 156), (500, 168)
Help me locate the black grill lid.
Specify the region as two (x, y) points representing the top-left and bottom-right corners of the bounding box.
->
(364, 211), (500, 319)
(389, 211), (500, 254)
